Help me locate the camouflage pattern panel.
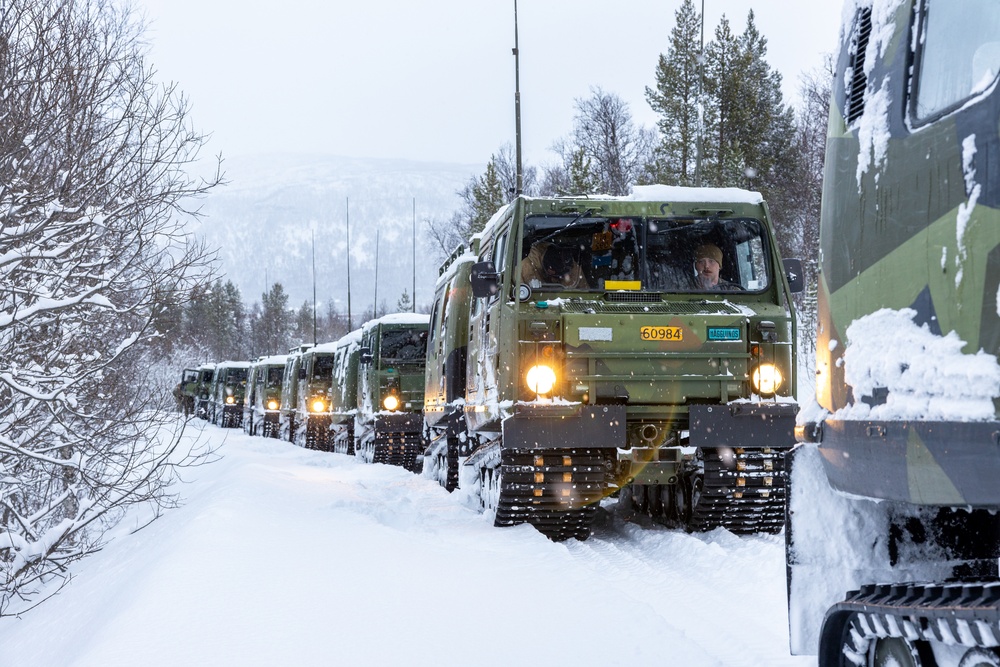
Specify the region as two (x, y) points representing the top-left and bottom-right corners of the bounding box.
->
(330, 330), (361, 425)
(424, 246), (474, 430)
(817, 0), (1000, 414)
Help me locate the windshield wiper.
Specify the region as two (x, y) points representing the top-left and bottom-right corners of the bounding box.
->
(535, 207), (597, 245)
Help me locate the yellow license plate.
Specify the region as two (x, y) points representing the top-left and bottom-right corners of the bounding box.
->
(640, 326), (683, 341)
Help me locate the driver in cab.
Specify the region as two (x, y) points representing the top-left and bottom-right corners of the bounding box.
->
(521, 242), (587, 289)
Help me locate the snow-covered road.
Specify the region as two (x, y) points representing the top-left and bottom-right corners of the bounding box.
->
(0, 418), (812, 666)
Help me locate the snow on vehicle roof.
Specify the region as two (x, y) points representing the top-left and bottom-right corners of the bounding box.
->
(363, 312), (430, 332)
(335, 328), (363, 348)
(216, 360), (252, 368)
(255, 355), (287, 366)
(309, 341), (340, 354)
(626, 184), (764, 205)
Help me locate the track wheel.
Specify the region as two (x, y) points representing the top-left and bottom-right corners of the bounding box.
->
(960, 649), (1000, 667)
(871, 637), (922, 667)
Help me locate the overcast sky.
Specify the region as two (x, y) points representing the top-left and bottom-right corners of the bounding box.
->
(137, 0), (845, 168)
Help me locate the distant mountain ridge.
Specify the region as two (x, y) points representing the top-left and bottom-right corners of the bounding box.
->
(191, 153), (480, 316)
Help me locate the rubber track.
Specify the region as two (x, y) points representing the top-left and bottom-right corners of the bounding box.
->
(825, 582), (1000, 660)
(372, 432), (423, 473)
(689, 448), (786, 535)
(495, 448), (610, 542)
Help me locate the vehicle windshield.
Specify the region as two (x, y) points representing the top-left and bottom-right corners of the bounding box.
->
(520, 215), (771, 293)
(380, 328), (427, 362)
(225, 368), (248, 384)
(265, 366), (283, 388)
(312, 355), (335, 381)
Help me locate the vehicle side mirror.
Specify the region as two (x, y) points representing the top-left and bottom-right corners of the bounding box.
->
(783, 258), (804, 294)
(470, 261), (500, 298)
(360, 348), (373, 365)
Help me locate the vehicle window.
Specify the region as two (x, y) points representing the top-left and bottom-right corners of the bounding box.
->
(312, 355), (335, 381)
(266, 367), (283, 388)
(380, 328), (428, 362)
(521, 215), (638, 291)
(646, 218), (771, 293)
(226, 368), (248, 384)
(914, 0), (1000, 119)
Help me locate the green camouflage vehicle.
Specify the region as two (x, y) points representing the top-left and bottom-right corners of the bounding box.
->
(279, 344), (311, 443)
(179, 368), (199, 417)
(422, 244), (477, 492)
(289, 343), (338, 451)
(787, 2), (1000, 665)
(462, 187), (802, 541)
(242, 355), (287, 438)
(194, 362), (215, 420)
(209, 361), (250, 428)
(355, 313), (430, 471)
(330, 329), (362, 456)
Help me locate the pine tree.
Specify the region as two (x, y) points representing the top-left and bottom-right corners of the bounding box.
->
(703, 15), (745, 186)
(645, 0), (704, 185)
(396, 289), (413, 313)
(259, 282), (291, 355)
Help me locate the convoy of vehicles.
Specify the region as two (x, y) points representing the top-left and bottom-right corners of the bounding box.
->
(787, 2), (1000, 666)
(177, 3), (1000, 658)
(243, 355), (287, 438)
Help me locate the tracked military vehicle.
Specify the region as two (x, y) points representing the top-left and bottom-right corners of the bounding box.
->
(278, 344), (310, 444)
(461, 187), (802, 541)
(209, 361), (250, 428)
(787, 2), (1000, 666)
(179, 368), (199, 417)
(330, 330), (362, 456)
(422, 244), (477, 491)
(355, 313), (429, 471)
(243, 355), (287, 438)
(287, 343), (338, 450)
(194, 363), (215, 419)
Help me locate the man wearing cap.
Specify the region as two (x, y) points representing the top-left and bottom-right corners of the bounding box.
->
(694, 243), (741, 290)
(521, 242), (587, 288)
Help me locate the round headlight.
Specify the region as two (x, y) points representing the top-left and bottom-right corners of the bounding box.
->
(225, 396), (235, 405)
(525, 365), (557, 395)
(752, 363), (783, 395)
(310, 398), (326, 413)
(383, 395), (400, 411)
(267, 399), (279, 411)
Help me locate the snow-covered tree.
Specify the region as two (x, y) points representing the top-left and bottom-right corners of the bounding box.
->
(570, 87), (655, 196)
(0, 0), (220, 612)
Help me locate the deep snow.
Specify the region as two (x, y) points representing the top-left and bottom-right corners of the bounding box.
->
(0, 418), (810, 666)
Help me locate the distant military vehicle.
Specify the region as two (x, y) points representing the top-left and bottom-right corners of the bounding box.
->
(242, 355), (287, 438)
(179, 368), (199, 417)
(355, 313), (430, 471)
(786, 2), (1000, 665)
(279, 345), (312, 443)
(422, 244), (477, 491)
(330, 330), (362, 456)
(209, 361), (250, 428)
(194, 363), (216, 419)
(461, 187), (802, 540)
(288, 343), (338, 450)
